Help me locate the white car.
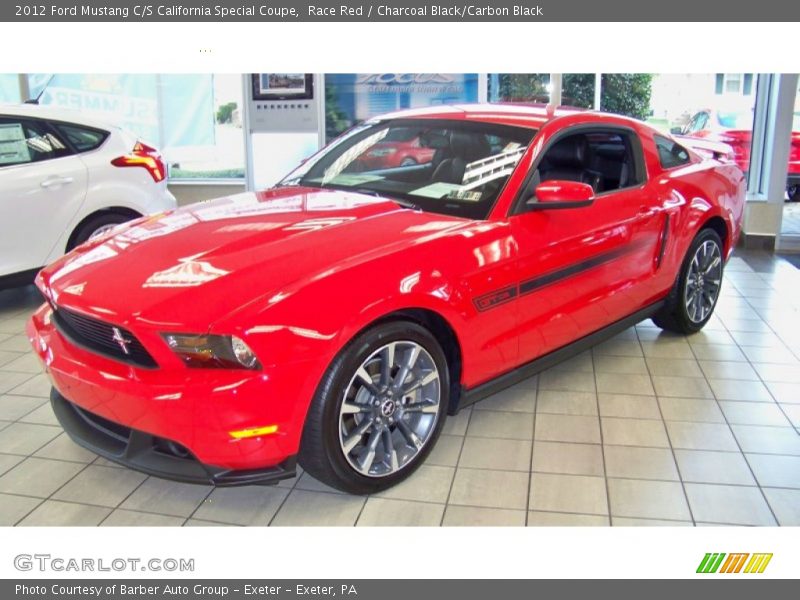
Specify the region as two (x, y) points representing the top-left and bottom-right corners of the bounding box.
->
(0, 104), (177, 287)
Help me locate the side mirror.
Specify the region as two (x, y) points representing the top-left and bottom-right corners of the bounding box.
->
(533, 180), (595, 208)
(670, 126), (683, 135)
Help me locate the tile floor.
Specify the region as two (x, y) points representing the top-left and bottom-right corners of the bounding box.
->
(1, 250), (799, 527)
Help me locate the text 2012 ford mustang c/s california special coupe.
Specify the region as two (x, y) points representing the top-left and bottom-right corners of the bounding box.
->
(27, 104), (745, 494)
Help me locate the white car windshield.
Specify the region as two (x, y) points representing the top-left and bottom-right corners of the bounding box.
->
(281, 118), (536, 219)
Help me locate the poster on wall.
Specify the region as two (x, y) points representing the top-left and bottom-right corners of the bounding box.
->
(25, 74), (215, 151)
(324, 73), (479, 142)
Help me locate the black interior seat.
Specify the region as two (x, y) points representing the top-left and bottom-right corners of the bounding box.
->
(432, 131), (490, 184)
(540, 135), (601, 192)
(591, 143), (634, 191)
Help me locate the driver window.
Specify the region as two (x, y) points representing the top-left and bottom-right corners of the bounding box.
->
(520, 130), (642, 211)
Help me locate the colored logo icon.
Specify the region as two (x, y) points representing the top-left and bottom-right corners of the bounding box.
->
(696, 553), (773, 574)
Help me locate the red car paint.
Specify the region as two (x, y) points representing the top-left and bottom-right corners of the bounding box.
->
(351, 136), (436, 170)
(27, 104), (745, 480)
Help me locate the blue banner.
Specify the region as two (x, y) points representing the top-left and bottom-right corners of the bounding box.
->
(0, 74), (21, 103)
(26, 73), (214, 150)
(325, 73), (479, 141)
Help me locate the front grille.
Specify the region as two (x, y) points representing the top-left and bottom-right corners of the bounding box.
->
(52, 305), (158, 368)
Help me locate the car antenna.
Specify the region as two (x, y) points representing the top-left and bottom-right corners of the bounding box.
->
(24, 75), (54, 105)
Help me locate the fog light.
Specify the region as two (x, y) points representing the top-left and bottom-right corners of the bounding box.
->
(229, 425), (279, 439)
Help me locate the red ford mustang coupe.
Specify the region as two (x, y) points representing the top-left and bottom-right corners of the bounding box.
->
(27, 104), (745, 494)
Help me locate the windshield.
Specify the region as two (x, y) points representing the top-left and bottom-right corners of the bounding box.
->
(280, 118), (536, 219)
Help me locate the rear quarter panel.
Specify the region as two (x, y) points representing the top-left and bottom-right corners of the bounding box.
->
(649, 156), (745, 298)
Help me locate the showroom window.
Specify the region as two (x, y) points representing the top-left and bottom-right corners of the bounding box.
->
(24, 73), (244, 181)
(0, 74), (21, 103)
(324, 74), (480, 143)
(488, 74), (550, 103)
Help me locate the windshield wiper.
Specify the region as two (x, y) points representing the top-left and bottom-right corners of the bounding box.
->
(390, 198), (421, 211)
(301, 181), (421, 211)
(349, 188), (420, 211)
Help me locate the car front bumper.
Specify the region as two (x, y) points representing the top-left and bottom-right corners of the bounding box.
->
(51, 388), (296, 486)
(26, 303), (311, 486)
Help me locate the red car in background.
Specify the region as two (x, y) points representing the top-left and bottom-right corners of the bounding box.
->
(349, 126), (437, 170)
(28, 104), (745, 494)
(677, 108), (800, 201)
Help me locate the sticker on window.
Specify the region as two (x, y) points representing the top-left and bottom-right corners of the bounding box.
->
(410, 182), (463, 199)
(0, 123), (31, 165)
(445, 189), (482, 202)
(323, 174), (384, 186)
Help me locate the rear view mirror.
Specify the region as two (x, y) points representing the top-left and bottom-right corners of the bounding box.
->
(533, 180), (595, 208)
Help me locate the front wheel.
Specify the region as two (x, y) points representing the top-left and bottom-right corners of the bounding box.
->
(653, 228), (724, 334)
(299, 321), (449, 494)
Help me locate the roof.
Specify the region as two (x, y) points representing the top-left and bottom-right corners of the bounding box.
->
(0, 103), (120, 131)
(373, 102), (589, 129)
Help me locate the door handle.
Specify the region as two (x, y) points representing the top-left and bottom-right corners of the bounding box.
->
(40, 176), (74, 188)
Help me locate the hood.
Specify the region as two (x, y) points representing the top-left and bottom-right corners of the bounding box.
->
(38, 187), (468, 330)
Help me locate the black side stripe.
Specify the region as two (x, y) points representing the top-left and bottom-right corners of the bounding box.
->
(519, 244), (634, 296)
(474, 239), (648, 312)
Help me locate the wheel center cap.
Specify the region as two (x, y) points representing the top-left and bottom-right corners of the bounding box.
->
(380, 399), (396, 417)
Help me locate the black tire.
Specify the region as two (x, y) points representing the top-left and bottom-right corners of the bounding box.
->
(788, 185), (800, 203)
(69, 213), (136, 251)
(652, 228), (724, 334)
(299, 320), (450, 494)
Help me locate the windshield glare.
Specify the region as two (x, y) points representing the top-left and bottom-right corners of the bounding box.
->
(281, 119), (536, 219)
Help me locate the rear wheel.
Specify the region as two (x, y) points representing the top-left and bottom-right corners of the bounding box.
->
(653, 228), (724, 334)
(69, 213), (137, 250)
(299, 321), (449, 494)
(788, 184), (800, 202)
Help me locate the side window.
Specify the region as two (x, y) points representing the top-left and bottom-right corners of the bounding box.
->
(654, 135), (691, 169)
(52, 123), (108, 152)
(518, 129), (644, 212)
(0, 117), (69, 167)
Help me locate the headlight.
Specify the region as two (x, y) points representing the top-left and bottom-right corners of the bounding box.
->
(162, 333), (261, 370)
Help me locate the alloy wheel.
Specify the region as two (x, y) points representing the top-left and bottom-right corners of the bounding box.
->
(338, 340), (441, 478)
(684, 239), (722, 323)
(88, 223), (119, 240)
